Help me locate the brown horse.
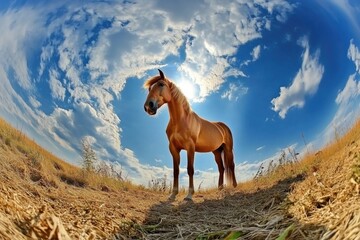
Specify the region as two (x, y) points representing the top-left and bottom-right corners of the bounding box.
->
(144, 69), (237, 201)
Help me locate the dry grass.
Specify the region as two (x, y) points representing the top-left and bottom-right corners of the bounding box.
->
(0, 118), (134, 192)
(243, 120), (360, 194)
(0, 117), (360, 239)
(0, 118), (162, 239)
(287, 121), (360, 240)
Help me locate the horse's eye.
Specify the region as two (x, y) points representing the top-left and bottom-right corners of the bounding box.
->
(159, 82), (164, 87)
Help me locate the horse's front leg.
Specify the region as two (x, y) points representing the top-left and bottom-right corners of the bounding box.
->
(184, 147), (195, 201)
(169, 143), (180, 201)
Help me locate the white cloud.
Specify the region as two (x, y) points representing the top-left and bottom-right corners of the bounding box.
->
(271, 36), (324, 118)
(49, 69), (66, 101)
(29, 96), (42, 109)
(256, 146), (265, 151)
(223, 68), (247, 78)
(257, 0), (294, 22)
(348, 39), (360, 74)
(178, 1), (294, 100)
(0, 6), (45, 91)
(251, 45), (261, 61)
(242, 45), (262, 66)
(335, 74), (360, 105)
(221, 83), (248, 101)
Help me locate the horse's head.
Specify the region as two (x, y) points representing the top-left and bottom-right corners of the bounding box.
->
(144, 69), (172, 115)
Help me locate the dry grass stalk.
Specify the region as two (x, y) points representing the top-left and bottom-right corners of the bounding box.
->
(28, 206), (72, 240)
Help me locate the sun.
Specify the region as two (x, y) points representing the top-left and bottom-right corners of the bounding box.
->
(177, 79), (196, 100)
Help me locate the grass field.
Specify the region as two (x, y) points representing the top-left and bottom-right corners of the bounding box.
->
(0, 117), (359, 239)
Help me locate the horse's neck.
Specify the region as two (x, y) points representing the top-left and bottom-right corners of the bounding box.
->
(167, 99), (187, 122)
(166, 83), (190, 122)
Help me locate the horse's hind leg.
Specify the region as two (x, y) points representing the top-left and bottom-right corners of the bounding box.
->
(213, 147), (224, 189)
(224, 145), (237, 187)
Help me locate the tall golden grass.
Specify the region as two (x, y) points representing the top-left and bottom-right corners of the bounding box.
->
(0, 117), (134, 192)
(238, 120), (360, 192)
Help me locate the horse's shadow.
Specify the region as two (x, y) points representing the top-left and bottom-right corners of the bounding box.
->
(134, 174), (325, 240)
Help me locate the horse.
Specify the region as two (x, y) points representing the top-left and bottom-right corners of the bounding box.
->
(144, 69), (237, 201)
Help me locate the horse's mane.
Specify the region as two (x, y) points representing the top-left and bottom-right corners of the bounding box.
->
(144, 75), (191, 114)
(169, 81), (192, 114)
(143, 75), (162, 90)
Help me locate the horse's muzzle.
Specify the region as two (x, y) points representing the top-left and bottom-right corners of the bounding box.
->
(144, 99), (158, 115)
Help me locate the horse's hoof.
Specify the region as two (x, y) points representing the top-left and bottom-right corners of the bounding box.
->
(184, 196), (193, 201)
(168, 195), (176, 201)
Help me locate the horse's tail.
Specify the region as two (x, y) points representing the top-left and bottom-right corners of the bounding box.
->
(218, 122), (237, 188)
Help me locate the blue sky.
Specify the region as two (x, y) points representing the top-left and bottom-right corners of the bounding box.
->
(0, 0), (360, 188)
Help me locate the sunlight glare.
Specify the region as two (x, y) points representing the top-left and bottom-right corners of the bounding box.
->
(177, 79), (196, 100)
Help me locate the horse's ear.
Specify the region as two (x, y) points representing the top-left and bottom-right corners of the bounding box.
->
(158, 69), (165, 79)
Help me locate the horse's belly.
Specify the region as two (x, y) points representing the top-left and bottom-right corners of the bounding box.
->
(195, 139), (222, 152)
(194, 124), (224, 152)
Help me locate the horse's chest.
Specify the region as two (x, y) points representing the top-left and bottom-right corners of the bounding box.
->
(166, 124), (196, 150)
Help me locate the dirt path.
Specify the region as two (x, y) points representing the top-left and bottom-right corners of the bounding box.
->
(133, 135), (360, 240)
(138, 175), (309, 239)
